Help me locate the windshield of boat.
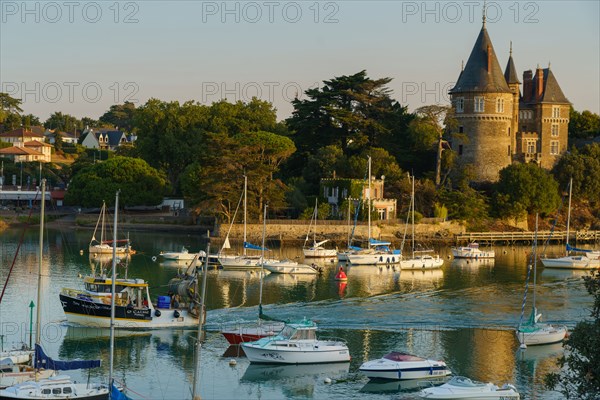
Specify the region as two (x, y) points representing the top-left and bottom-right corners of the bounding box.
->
(448, 376), (486, 387)
(278, 326), (316, 340)
(383, 352), (424, 362)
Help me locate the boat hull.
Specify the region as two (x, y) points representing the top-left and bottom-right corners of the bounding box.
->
(516, 324), (567, 346)
(219, 256), (278, 270)
(0, 351), (31, 365)
(59, 294), (197, 329)
(359, 359), (451, 381)
(221, 323), (285, 345)
(89, 244), (130, 255)
(303, 248), (337, 258)
(263, 263), (317, 275)
(0, 369), (54, 389)
(400, 256), (444, 269)
(540, 255), (600, 269)
(347, 253), (401, 265)
(451, 249), (495, 259)
(242, 342), (350, 364)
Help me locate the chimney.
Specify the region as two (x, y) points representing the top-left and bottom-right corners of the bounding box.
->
(487, 45), (492, 74)
(536, 66), (544, 99)
(523, 70), (533, 102)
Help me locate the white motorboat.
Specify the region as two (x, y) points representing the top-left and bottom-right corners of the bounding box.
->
(418, 376), (520, 399)
(451, 243), (495, 259)
(0, 351), (31, 365)
(516, 215), (567, 347)
(241, 320), (350, 364)
(0, 375), (108, 400)
(359, 352), (451, 381)
(401, 252), (444, 269)
(263, 259), (318, 275)
(159, 247), (201, 261)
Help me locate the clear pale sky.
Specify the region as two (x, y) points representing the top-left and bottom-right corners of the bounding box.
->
(1, 1), (598, 121)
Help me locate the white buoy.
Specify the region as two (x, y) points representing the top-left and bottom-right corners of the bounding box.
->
(324, 377), (332, 384)
(519, 343), (527, 350)
(229, 359), (237, 366)
(152, 256), (157, 262)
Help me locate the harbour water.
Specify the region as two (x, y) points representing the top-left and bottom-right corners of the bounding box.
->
(0, 226), (593, 399)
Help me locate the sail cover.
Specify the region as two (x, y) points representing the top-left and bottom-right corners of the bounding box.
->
(243, 242), (269, 251)
(566, 243), (597, 253)
(34, 344), (101, 370)
(369, 238), (391, 246)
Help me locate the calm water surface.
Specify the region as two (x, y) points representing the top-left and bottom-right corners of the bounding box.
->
(0, 226), (594, 399)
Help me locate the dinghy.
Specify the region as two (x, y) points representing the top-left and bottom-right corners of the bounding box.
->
(359, 352), (451, 381)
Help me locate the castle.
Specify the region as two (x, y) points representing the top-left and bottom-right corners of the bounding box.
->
(449, 18), (570, 182)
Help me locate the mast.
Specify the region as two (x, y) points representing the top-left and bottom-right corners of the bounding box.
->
(258, 204), (267, 316)
(35, 179), (45, 372)
(367, 156), (372, 247)
(101, 201), (106, 245)
(566, 177), (572, 256)
(346, 199), (351, 248)
(243, 175), (247, 257)
(533, 213), (538, 310)
(108, 190), (119, 390)
(192, 232), (210, 400)
(411, 174), (415, 257)
(314, 198), (318, 246)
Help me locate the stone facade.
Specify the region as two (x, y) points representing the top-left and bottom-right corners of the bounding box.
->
(450, 23), (570, 182)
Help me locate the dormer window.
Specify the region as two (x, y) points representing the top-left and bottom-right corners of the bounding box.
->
(474, 97), (484, 113)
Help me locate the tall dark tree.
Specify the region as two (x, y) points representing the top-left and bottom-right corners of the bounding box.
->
(569, 107), (600, 139)
(286, 70), (413, 181)
(0, 93), (23, 132)
(99, 102), (137, 133)
(553, 144), (600, 204)
(44, 112), (81, 133)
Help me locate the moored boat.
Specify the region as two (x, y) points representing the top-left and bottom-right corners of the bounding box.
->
(359, 352), (451, 381)
(418, 376), (519, 399)
(241, 320), (350, 364)
(263, 259), (318, 275)
(451, 243), (495, 259)
(159, 247), (199, 261)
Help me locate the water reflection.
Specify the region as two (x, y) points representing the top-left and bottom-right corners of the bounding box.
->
(241, 362), (350, 382)
(451, 258), (495, 268)
(360, 377), (448, 394)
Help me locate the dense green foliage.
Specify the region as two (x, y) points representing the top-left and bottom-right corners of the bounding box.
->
(545, 270), (600, 399)
(99, 102), (136, 133)
(553, 144), (600, 204)
(569, 107), (600, 139)
(65, 156), (168, 207)
(493, 163), (560, 218)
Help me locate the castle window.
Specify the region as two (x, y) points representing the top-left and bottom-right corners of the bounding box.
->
(496, 98), (504, 113)
(474, 97), (484, 112)
(527, 141), (536, 154)
(528, 110), (533, 119)
(552, 106), (560, 118)
(456, 98), (464, 113)
(550, 140), (559, 155)
(551, 124), (559, 137)
(458, 145), (463, 155)
(508, 127), (511, 136)
(459, 126), (464, 133)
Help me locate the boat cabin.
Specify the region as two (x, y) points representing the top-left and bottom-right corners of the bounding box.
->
(83, 276), (151, 309)
(278, 322), (317, 341)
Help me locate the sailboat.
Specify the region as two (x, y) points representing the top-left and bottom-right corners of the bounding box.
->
(347, 156), (401, 266)
(219, 176), (277, 270)
(0, 180), (109, 399)
(303, 199), (337, 258)
(516, 214), (568, 347)
(221, 205), (285, 344)
(541, 178), (600, 269)
(89, 202), (133, 256)
(400, 174), (443, 270)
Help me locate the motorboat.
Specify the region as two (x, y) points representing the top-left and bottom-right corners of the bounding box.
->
(158, 247), (200, 261)
(400, 252), (444, 269)
(263, 259), (318, 275)
(0, 350), (31, 365)
(418, 376), (520, 399)
(451, 243), (495, 259)
(241, 320), (350, 364)
(359, 352), (451, 381)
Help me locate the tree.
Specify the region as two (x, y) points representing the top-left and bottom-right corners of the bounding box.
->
(21, 114), (41, 128)
(553, 144), (600, 204)
(569, 107), (600, 139)
(492, 163), (560, 218)
(545, 270), (600, 399)
(44, 112), (81, 133)
(0, 93), (23, 130)
(65, 156), (169, 207)
(99, 102), (137, 133)
(286, 70), (413, 178)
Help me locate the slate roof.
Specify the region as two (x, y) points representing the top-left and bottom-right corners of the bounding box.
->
(539, 68), (570, 104)
(451, 26), (510, 94)
(504, 54), (520, 84)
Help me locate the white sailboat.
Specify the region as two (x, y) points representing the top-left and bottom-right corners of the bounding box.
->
(347, 156), (401, 266)
(541, 178), (600, 269)
(516, 214), (568, 347)
(303, 199), (337, 258)
(400, 174), (443, 270)
(89, 202), (133, 256)
(0, 180), (109, 400)
(219, 176), (276, 270)
(221, 205), (285, 344)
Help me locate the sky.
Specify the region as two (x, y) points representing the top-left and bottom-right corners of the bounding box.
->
(1, 1), (599, 122)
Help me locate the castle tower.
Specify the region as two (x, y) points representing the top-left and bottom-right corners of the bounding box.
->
(449, 20), (514, 182)
(504, 42), (520, 158)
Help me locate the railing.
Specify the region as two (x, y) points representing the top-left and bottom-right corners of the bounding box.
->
(455, 231), (600, 244)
